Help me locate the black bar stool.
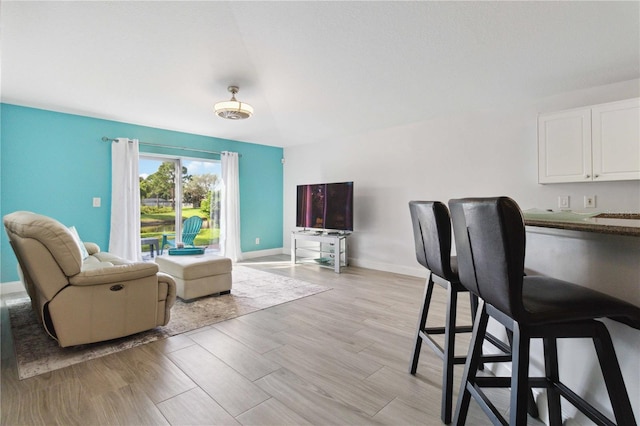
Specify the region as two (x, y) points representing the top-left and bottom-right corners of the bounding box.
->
(449, 197), (640, 426)
(409, 201), (522, 424)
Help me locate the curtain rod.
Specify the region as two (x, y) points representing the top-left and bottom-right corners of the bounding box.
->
(101, 136), (241, 157)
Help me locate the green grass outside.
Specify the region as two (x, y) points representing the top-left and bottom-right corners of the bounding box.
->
(140, 207), (206, 223)
(140, 207), (218, 250)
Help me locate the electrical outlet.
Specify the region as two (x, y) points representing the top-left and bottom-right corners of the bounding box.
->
(558, 196), (569, 209)
(255, 237), (260, 245)
(584, 195), (596, 208)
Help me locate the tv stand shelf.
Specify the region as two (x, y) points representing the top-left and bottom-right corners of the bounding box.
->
(291, 231), (350, 273)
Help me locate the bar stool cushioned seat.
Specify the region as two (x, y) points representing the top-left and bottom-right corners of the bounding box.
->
(449, 197), (640, 426)
(156, 254), (232, 301)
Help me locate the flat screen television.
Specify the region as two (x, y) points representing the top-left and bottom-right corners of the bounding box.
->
(296, 181), (353, 231)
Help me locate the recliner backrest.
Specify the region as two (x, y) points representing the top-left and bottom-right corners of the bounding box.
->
(448, 197), (526, 319)
(4, 211), (82, 300)
(409, 201), (455, 280)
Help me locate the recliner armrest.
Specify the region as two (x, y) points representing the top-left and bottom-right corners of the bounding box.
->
(84, 242), (100, 255)
(69, 262), (160, 286)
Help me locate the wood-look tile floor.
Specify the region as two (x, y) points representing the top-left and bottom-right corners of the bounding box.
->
(1, 255), (544, 425)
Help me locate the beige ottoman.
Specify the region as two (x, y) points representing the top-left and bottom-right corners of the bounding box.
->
(155, 254), (232, 301)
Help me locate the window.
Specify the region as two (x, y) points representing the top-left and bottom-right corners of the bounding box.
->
(139, 155), (221, 256)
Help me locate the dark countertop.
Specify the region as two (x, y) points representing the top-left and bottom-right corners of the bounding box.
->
(524, 212), (640, 237)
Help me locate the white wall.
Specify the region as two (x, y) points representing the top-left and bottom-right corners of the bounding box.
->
(283, 79), (640, 277)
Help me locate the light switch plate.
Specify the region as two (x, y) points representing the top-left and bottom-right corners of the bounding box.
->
(558, 196), (569, 209)
(92, 197), (101, 207)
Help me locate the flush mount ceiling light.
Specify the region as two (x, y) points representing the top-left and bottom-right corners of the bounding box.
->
(214, 86), (254, 120)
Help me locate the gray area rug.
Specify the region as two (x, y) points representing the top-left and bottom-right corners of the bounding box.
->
(7, 265), (330, 380)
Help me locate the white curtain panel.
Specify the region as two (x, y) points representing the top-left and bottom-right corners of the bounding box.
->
(220, 151), (242, 262)
(109, 138), (142, 261)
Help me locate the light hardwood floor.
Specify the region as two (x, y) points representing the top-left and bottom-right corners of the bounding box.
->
(1, 255), (540, 425)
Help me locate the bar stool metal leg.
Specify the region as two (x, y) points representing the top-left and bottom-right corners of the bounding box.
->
(509, 323), (531, 426)
(409, 272), (464, 424)
(441, 282), (458, 424)
(454, 299), (490, 426)
(543, 337), (563, 426)
(409, 273), (435, 375)
(591, 322), (636, 426)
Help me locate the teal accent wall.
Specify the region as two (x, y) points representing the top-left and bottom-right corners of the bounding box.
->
(0, 104), (283, 283)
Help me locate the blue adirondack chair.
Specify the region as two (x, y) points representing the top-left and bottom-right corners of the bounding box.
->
(160, 216), (203, 254)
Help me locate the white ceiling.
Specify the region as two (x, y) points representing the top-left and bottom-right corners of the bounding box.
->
(2, 1), (639, 148)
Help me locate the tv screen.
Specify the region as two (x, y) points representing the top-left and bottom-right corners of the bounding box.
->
(296, 182), (353, 231)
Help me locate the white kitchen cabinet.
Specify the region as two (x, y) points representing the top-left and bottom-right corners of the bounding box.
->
(538, 98), (640, 184)
(591, 98), (640, 181)
(538, 107), (592, 183)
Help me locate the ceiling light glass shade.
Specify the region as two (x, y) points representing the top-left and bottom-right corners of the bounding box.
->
(214, 86), (254, 120)
(214, 100), (254, 120)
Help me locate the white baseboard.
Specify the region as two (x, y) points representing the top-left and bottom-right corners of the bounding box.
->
(280, 246), (427, 278)
(345, 258), (427, 278)
(0, 281), (25, 295)
(241, 247), (286, 260)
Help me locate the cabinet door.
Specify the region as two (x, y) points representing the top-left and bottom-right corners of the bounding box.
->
(538, 108), (592, 183)
(592, 98), (640, 181)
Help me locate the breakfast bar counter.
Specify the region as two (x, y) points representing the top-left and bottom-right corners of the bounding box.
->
(523, 211), (640, 237)
(523, 210), (640, 305)
(516, 210), (640, 423)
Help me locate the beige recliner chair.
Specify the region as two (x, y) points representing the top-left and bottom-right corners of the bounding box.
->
(3, 211), (176, 347)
